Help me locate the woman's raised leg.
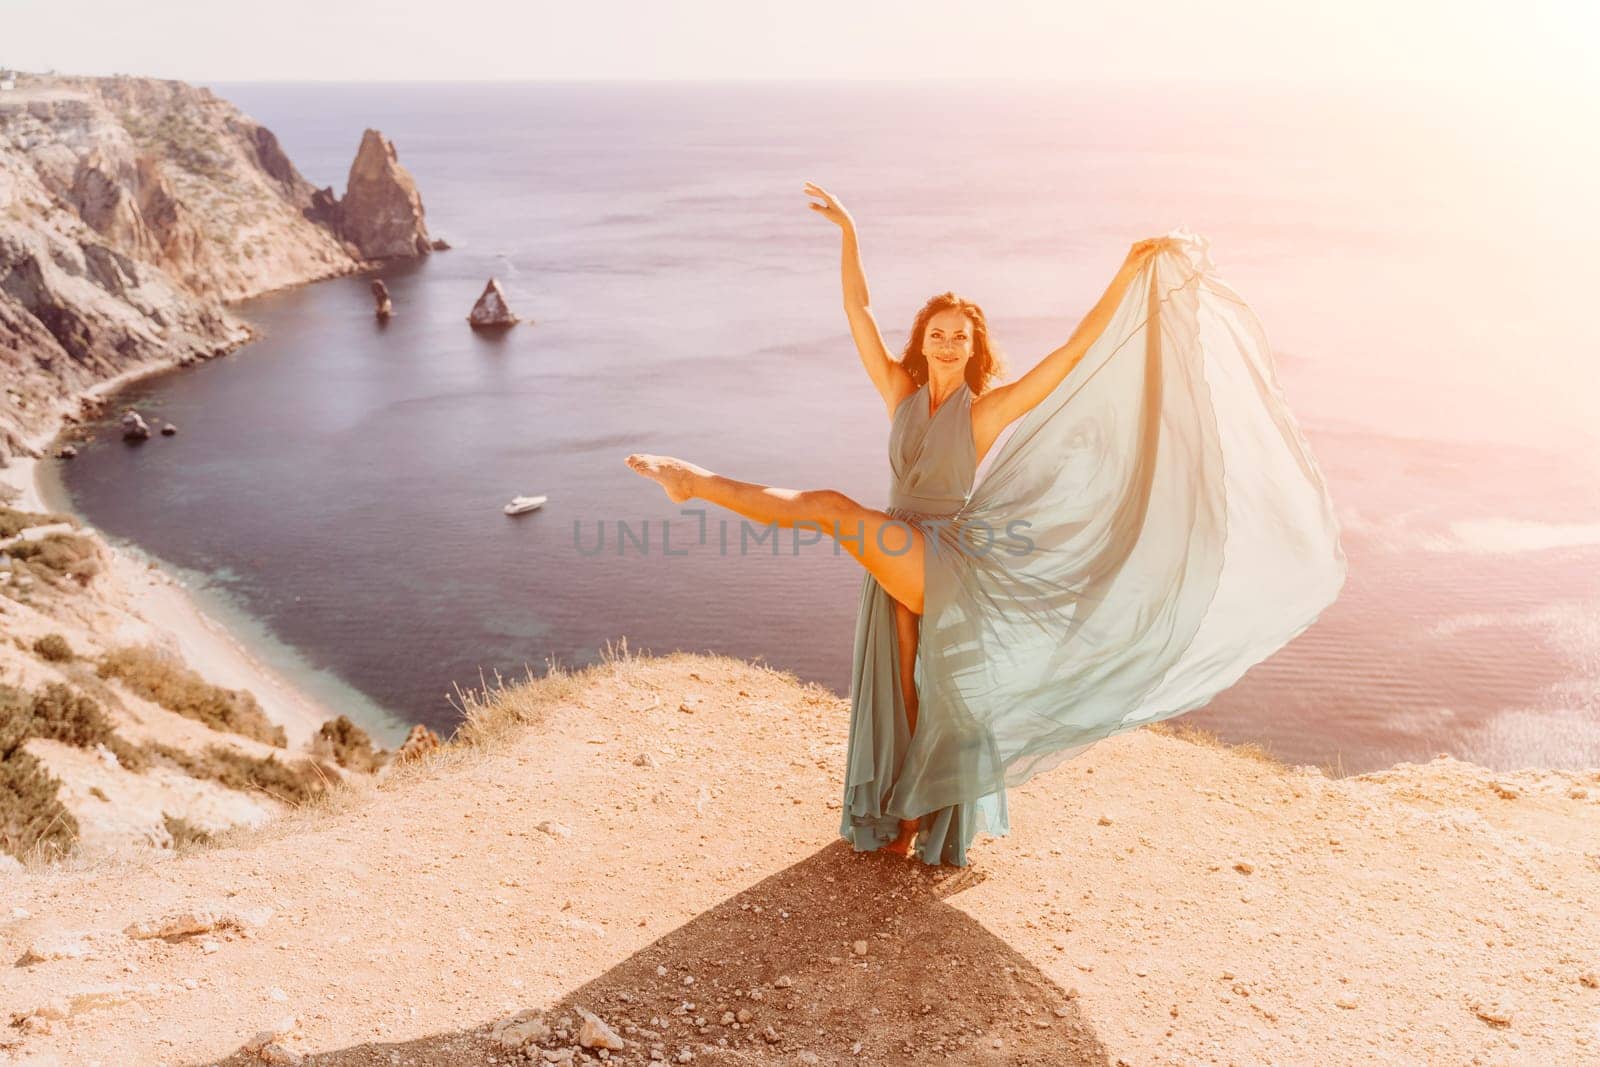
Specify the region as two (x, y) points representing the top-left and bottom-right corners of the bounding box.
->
(624, 453), (927, 615)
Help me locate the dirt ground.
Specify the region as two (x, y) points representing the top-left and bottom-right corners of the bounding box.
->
(3, 649), (1597, 1066)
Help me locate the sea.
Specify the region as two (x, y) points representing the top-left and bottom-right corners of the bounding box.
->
(42, 80), (1600, 774)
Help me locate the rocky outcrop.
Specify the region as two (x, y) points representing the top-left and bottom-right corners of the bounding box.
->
(330, 129), (431, 260)
(9, 77), (358, 303)
(0, 73), (437, 874)
(467, 278), (519, 328)
(0, 76), (449, 468)
(0, 73), (379, 464)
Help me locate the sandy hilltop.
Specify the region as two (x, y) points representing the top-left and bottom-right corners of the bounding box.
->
(0, 72), (440, 865)
(1, 73), (1598, 1066)
(1, 648), (1597, 1066)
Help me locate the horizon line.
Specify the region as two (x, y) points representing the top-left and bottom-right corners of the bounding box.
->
(9, 70), (1593, 90)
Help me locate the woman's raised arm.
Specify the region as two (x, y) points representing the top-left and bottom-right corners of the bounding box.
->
(973, 238), (1167, 437)
(805, 182), (915, 419)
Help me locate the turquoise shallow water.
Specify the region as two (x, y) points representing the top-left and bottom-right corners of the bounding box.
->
(49, 81), (1600, 771)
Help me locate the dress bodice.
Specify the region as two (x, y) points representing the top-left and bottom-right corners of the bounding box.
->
(888, 380), (977, 516)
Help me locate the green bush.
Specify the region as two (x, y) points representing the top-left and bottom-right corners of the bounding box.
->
(33, 633), (75, 662)
(98, 646), (286, 747)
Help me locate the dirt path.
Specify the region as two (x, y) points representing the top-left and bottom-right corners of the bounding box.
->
(4, 650), (1597, 1066)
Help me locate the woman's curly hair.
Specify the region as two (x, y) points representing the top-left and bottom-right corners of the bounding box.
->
(898, 291), (1006, 395)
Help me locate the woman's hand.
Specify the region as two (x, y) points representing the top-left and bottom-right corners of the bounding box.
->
(1122, 237), (1168, 271)
(804, 181), (855, 232)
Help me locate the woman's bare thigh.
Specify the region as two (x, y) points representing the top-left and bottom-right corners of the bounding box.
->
(810, 495), (926, 615)
(893, 598), (921, 732)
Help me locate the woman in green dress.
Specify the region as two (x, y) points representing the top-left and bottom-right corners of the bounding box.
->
(626, 183), (1345, 866)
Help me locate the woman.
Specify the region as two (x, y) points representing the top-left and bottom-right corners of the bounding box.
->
(626, 183), (1345, 867)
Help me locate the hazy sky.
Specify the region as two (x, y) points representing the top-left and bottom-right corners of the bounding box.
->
(4, 0), (1597, 83)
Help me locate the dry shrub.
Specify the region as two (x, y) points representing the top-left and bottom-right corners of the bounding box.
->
(1144, 719), (1288, 768)
(162, 812), (213, 850)
(98, 645), (286, 747)
(23, 683), (113, 748)
(143, 741), (337, 805)
(33, 632), (75, 662)
(0, 749), (78, 863)
(0, 505), (74, 538)
(2, 682), (148, 772)
(311, 714), (385, 772)
(7, 532), (101, 585)
(0, 684), (80, 863)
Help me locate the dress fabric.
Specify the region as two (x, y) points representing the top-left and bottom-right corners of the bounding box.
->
(838, 228), (1348, 867)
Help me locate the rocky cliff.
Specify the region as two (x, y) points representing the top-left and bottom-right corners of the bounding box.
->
(0, 73), (438, 868)
(0, 73), (432, 465)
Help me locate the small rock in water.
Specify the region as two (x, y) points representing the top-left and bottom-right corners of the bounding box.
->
(371, 279), (393, 319)
(468, 278), (521, 328)
(121, 409), (151, 441)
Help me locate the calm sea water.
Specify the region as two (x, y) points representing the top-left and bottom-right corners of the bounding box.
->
(46, 82), (1600, 773)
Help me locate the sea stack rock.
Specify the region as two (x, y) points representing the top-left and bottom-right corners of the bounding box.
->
(468, 278), (519, 329)
(371, 279), (393, 319)
(121, 410), (151, 441)
(338, 129), (431, 259)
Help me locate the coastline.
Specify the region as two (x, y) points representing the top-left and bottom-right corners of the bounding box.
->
(2, 348), (350, 752)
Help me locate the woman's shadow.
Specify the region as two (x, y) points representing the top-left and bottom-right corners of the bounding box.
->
(207, 841), (1110, 1065)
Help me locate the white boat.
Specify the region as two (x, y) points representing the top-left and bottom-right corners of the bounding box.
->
(504, 494), (548, 516)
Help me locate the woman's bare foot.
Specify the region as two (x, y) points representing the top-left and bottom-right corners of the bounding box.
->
(624, 453), (707, 504)
(882, 818), (919, 857)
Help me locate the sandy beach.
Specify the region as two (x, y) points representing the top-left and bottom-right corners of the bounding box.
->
(2, 357), (340, 751)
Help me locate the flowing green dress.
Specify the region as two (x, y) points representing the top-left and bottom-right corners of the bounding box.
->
(839, 230), (1348, 866)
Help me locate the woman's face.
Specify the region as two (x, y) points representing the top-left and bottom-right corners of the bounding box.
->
(922, 308), (974, 375)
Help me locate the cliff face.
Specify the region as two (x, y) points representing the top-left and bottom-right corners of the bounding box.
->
(0, 74), (433, 465)
(7, 77), (356, 303)
(0, 74), (435, 867)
